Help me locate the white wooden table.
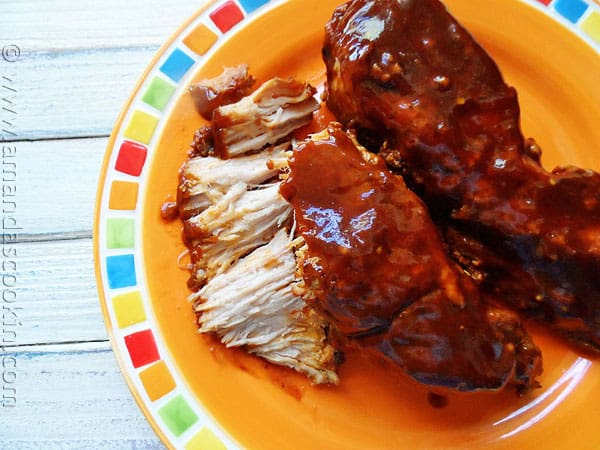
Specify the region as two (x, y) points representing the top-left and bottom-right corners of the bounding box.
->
(1, 1), (204, 447)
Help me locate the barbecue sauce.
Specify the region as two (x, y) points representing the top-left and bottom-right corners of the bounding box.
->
(323, 0), (600, 352)
(280, 124), (449, 336)
(280, 125), (541, 392)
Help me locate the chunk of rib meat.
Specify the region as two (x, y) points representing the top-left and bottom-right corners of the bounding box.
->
(178, 142), (289, 220)
(212, 78), (319, 158)
(177, 75), (338, 383)
(189, 65), (255, 120)
(323, 0), (600, 352)
(192, 229), (338, 385)
(280, 125), (541, 392)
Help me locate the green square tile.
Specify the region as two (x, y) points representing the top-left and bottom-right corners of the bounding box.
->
(123, 110), (160, 145)
(158, 395), (199, 437)
(106, 218), (135, 249)
(142, 77), (177, 111)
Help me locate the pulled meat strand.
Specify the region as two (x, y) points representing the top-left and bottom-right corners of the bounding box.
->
(212, 77), (319, 158)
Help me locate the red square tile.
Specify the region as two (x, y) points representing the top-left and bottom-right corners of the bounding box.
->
(124, 329), (160, 368)
(210, 1), (244, 33)
(115, 141), (148, 177)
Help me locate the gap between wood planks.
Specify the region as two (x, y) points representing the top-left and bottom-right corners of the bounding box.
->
(2, 339), (111, 354)
(14, 231), (92, 244)
(2, 133), (110, 144)
(2, 338), (110, 352)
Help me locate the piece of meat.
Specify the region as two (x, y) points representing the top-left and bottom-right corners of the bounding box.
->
(176, 76), (338, 383)
(188, 126), (215, 158)
(189, 65), (255, 120)
(192, 228), (338, 385)
(178, 141), (289, 220)
(212, 77), (319, 158)
(184, 181), (292, 287)
(323, 0), (600, 352)
(280, 125), (541, 393)
(179, 138), (292, 289)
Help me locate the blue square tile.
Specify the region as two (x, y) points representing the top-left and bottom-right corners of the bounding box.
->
(554, 0), (589, 23)
(106, 254), (137, 289)
(159, 48), (195, 82)
(238, 0), (270, 14)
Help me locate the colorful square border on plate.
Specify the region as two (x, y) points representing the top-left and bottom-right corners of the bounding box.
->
(94, 0), (600, 448)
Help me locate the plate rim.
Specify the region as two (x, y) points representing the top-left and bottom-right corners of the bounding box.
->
(93, 1), (224, 448)
(93, 0), (600, 448)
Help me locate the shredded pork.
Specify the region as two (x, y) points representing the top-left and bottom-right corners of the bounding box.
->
(212, 78), (319, 158)
(176, 70), (339, 384)
(178, 143), (289, 220)
(192, 229), (338, 384)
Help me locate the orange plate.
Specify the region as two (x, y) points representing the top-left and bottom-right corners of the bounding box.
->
(96, 0), (600, 448)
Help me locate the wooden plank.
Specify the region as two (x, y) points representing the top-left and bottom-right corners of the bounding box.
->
(8, 137), (106, 237)
(5, 238), (110, 346)
(2, 47), (163, 141)
(0, 341), (162, 448)
(1, 0), (203, 142)
(2, 0), (201, 52)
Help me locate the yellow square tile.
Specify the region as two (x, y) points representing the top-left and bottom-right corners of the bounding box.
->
(185, 427), (227, 450)
(109, 180), (139, 211)
(581, 11), (600, 45)
(123, 110), (160, 145)
(139, 361), (176, 402)
(183, 24), (218, 56)
(111, 291), (146, 328)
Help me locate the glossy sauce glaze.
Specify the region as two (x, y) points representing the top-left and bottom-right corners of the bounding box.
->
(323, 0), (600, 352)
(280, 125), (541, 392)
(281, 125), (450, 336)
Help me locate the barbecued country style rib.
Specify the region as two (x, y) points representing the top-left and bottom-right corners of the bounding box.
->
(280, 125), (541, 392)
(177, 73), (338, 384)
(323, 0), (600, 352)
